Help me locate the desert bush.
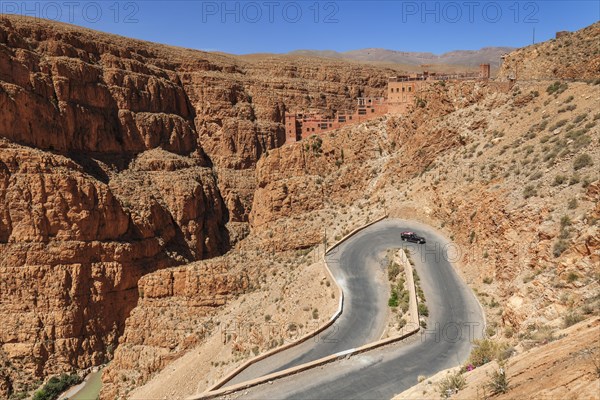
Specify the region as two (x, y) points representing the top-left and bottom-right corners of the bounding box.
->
(553, 240), (569, 257)
(398, 317), (407, 329)
(549, 119), (568, 131)
(573, 134), (592, 151)
(437, 370), (466, 398)
(563, 311), (584, 328)
(552, 175), (567, 186)
(388, 261), (401, 281)
(567, 271), (579, 283)
(487, 365), (509, 394)
(568, 198), (578, 209)
(467, 339), (508, 367)
(523, 185), (537, 199)
(569, 174), (580, 185)
(573, 113), (588, 123)
(558, 104), (576, 113)
(546, 81), (568, 95)
(573, 154), (593, 170)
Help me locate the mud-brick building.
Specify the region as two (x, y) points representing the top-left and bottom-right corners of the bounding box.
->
(387, 64), (491, 114)
(285, 97), (387, 143)
(284, 64), (491, 144)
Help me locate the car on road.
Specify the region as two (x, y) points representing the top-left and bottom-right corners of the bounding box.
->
(401, 231), (426, 244)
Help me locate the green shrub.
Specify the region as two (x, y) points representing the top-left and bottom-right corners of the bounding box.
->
(546, 81), (568, 95)
(549, 119), (568, 131)
(437, 370), (466, 398)
(573, 135), (592, 151)
(398, 294), (409, 314)
(558, 104), (577, 113)
(552, 175), (567, 186)
(467, 339), (508, 367)
(418, 302), (429, 317)
(487, 366), (509, 394)
(388, 261), (401, 281)
(573, 154), (593, 170)
(567, 272), (579, 283)
(553, 240), (569, 257)
(32, 374), (82, 400)
(388, 288), (399, 308)
(398, 317), (407, 329)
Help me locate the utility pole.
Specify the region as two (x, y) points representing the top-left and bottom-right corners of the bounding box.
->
(532, 27), (536, 45)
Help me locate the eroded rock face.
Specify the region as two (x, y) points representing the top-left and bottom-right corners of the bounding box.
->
(0, 15), (392, 396)
(101, 259), (251, 398)
(498, 21), (600, 81)
(0, 142), (171, 389)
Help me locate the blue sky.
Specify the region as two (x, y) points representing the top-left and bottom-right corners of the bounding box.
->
(4, 1), (599, 54)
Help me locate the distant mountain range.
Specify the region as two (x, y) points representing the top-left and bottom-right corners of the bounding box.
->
(285, 47), (515, 68)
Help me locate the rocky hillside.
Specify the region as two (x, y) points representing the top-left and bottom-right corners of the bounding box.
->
(0, 15), (598, 400)
(118, 79), (599, 399)
(395, 317), (600, 399)
(498, 21), (600, 80)
(0, 15), (394, 398)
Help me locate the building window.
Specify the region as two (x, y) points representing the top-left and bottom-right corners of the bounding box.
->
(371, 108), (375, 113)
(402, 87), (405, 92)
(358, 109), (367, 115)
(329, 123), (332, 127)
(312, 128), (315, 132)
(307, 128), (310, 132)
(408, 86), (412, 92)
(349, 116), (352, 120)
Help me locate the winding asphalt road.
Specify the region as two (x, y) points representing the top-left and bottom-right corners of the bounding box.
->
(221, 219), (485, 399)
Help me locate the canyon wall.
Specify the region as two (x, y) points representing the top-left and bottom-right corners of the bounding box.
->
(1, 15), (598, 400)
(0, 15), (393, 396)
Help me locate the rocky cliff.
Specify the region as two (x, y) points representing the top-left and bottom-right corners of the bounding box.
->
(98, 22), (600, 399)
(0, 15), (394, 397)
(1, 14), (599, 400)
(498, 21), (600, 81)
